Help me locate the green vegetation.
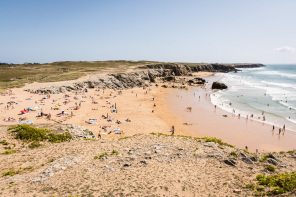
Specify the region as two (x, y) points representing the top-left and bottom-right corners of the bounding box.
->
(8, 125), (72, 148)
(194, 147), (199, 151)
(265, 165), (276, 172)
(9, 124), (49, 142)
(1, 150), (17, 155)
(0, 60), (158, 93)
(0, 140), (9, 145)
(150, 133), (235, 148)
(111, 150), (119, 155)
(230, 151), (237, 157)
(2, 166), (34, 177)
(248, 172), (296, 195)
(47, 132), (72, 143)
(94, 152), (107, 160)
(28, 141), (42, 149)
(259, 153), (273, 162)
(203, 136), (235, 148)
(287, 150), (295, 154)
(3, 168), (21, 176)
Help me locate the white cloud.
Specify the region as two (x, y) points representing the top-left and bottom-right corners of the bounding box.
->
(273, 46), (296, 53)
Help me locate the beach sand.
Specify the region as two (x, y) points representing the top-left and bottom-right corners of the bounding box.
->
(1, 72), (296, 153)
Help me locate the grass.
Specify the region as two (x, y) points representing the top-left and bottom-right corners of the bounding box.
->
(194, 147), (199, 151)
(150, 133), (235, 148)
(0, 140), (9, 145)
(28, 141), (42, 149)
(265, 165), (276, 172)
(230, 151), (237, 157)
(94, 152), (107, 159)
(0, 60), (159, 93)
(259, 153), (273, 162)
(250, 172), (296, 195)
(1, 150), (17, 155)
(2, 166), (34, 177)
(8, 125), (72, 147)
(111, 150), (119, 155)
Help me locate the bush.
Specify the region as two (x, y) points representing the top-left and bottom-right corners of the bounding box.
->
(0, 140), (9, 145)
(265, 165), (275, 172)
(3, 168), (21, 176)
(230, 151), (237, 157)
(9, 125), (49, 142)
(48, 132), (72, 143)
(254, 172), (296, 195)
(8, 125), (72, 146)
(28, 141), (42, 149)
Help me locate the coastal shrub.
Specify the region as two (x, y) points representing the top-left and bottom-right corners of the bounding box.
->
(0, 140), (9, 145)
(243, 149), (249, 154)
(28, 141), (42, 149)
(48, 132), (72, 143)
(279, 151), (285, 154)
(287, 150), (295, 154)
(204, 136), (235, 148)
(254, 172), (296, 195)
(265, 165), (275, 172)
(230, 151), (237, 157)
(194, 147), (199, 151)
(259, 153), (272, 162)
(8, 125), (72, 145)
(1, 150), (17, 155)
(9, 125), (49, 142)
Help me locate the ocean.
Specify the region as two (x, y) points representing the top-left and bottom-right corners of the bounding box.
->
(210, 64), (296, 132)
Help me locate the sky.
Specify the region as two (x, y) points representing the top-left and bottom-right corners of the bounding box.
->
(1, 0), (296, 64)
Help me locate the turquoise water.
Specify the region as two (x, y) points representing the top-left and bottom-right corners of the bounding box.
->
(211, 64), (296, 132)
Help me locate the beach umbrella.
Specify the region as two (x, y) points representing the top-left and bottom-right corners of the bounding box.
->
(27, 120), (34, 124)
(19, 121), (26, 124)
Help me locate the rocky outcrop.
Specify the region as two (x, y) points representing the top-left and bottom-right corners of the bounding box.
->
(24, 63), (263, 94)
(234, 64), (265, 68)
(212, 81), (228, 90)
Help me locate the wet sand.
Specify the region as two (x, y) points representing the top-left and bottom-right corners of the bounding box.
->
(159, 75), (296, 153)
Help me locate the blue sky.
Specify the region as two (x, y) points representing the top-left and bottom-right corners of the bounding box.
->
(1, 0), (296, 64)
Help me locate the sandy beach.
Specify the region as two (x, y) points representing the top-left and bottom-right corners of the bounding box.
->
(1, 72), (296, 153)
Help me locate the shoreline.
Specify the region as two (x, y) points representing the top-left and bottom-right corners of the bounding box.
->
(159, 74), (296, 153)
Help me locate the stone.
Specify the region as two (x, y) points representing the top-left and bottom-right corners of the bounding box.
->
(224, 159), (236, 166)
(250, 156), (258, 162)
(123, 163), (131, 167)
(204, 142), (215, 147)
(267, 158), (278, 166)
(240, 151), (247, 158)
(140, 160), (147, 164)
(233, 189), (241, 193)
(241, 157), (253, 165)
(212, 81), (228, 90)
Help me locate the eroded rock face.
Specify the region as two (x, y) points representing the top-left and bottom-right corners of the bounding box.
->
(212, 81), (228, 90)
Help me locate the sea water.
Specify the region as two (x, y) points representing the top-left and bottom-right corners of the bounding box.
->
(210, 64), (296, 132)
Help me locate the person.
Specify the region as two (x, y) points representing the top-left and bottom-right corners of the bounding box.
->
(245, 146), (248, 151)
(171, 125), (175, 135)
(279, 128), (282, 135)
(283, 124), (286, 131)
(256, 149), (258, 154)
(272, 125), (275, 131)
(98, 132), (101, 139)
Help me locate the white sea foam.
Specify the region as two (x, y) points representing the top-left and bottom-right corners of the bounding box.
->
(257, 70), (296, 78)
(261, 81), (296, 90)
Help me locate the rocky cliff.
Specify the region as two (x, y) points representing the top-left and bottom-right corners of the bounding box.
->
(25, 63), (264, 93)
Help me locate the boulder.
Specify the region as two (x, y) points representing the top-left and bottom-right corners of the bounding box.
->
(224, 159), (236, 166)
(212, 81), (228, 90)
(241, 157), (253, 165)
